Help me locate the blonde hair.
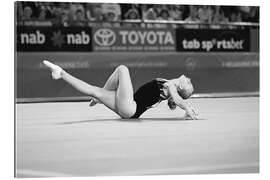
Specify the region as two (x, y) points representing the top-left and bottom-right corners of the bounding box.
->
(178, 83), (194, 99)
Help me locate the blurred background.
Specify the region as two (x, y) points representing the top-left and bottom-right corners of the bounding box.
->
(15, 2), (259, 102)
(16, 2), (259, 27)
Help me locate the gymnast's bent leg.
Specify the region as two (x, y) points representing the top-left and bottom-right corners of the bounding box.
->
(113, 65), (137, 118)
(89, 66), (123, 106)
(97, 65), (137, 117)
(90, 65), (135, 107)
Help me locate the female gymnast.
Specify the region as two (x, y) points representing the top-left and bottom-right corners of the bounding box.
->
(43, 60), (198, 119)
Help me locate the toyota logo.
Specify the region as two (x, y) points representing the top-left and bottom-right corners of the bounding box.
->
(94, 29), (116, 46)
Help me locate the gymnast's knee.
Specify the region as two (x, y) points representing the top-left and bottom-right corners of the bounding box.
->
(117, 65), (129, 74)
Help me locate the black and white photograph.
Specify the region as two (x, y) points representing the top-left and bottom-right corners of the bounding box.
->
(15, 0), (260, 178)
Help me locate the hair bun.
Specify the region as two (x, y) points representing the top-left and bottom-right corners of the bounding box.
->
(168, 98), (176, 110)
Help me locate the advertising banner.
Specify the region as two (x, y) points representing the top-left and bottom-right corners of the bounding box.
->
(92, 27), (176, 52)
(16, 26), (92, 52)
(176, 29), (250, 52)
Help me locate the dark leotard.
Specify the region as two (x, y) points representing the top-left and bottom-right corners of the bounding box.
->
(130, 78), (168, 118)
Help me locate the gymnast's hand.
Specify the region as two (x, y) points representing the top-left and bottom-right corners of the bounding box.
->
(184, 106), (198, 120)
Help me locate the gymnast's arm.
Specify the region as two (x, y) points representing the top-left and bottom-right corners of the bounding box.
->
(167, 84), (198, 120)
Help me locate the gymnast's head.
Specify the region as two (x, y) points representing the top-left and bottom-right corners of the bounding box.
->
(177, 75), (194, 99)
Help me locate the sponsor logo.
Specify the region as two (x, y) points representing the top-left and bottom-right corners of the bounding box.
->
(94, 28), (116, 46)
(20, 30), (46, 44)
(119, 30), (174, 45)
(51, 30), (65, 48)
(51, 30), (91, 48)
(17, 27), (92, 52)
(94, 29), (174, 46)
(222, 60), (259, 68)
(185, 57), (197, 71)
(93, 28), (175, 51)
(19, 30), (91, 47)
(176, 29), (249, 52)
(66, 31), (90, 45)
(182, 38), (245, 52)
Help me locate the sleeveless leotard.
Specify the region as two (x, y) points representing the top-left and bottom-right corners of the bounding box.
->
(130, 78), (168, 118)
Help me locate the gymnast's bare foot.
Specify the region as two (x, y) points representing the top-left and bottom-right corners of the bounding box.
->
(43, 60), (63, 80)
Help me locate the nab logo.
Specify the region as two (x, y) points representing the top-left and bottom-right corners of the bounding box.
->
(20, 30), (45, 44)
(67, 31), (90, 45)
(51, 30), (65, 48)
(94, 28), (116, 46)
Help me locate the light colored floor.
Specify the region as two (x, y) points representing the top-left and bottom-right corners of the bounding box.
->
(15, 97), (259, 177)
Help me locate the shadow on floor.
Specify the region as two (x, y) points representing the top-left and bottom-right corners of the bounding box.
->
(56, 117), (205, 125)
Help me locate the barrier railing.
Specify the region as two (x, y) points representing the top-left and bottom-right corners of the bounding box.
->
(16, 19), (259, 28)
(123, 19), (259, 26)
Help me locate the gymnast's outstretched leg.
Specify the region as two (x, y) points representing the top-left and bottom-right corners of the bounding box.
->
(43, 60), (136, 118)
